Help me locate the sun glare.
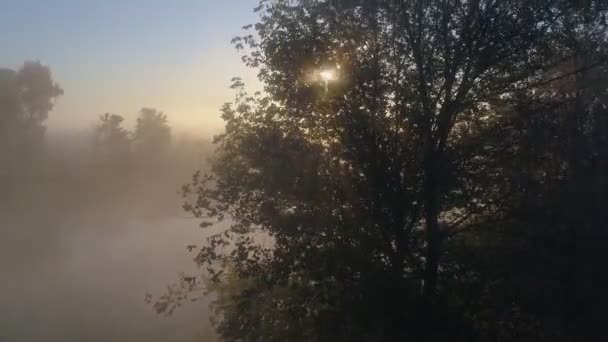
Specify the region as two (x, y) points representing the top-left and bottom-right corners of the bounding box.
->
(320, 69), (337, 81)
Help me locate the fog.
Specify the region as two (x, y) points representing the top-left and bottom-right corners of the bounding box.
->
(0, 128), (218, 341)
(1, 219), (211, 341)
(1, 3), (261, 336)
(6, 0), (608, 340)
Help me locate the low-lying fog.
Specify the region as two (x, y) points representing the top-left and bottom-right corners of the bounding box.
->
(0, 132), (217, 342)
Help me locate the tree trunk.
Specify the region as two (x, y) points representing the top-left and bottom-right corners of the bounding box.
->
(423, 155), (441, 298)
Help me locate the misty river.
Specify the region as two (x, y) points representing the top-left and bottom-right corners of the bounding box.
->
(1, 136), (218, 342)
(1, 216), (216, 342)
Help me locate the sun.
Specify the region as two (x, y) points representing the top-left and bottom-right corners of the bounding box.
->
(320, 69), (337, 81)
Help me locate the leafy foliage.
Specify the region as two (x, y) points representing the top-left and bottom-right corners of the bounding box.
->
(0, 61), (63, 158)
(94, 113), (131, 161)
(163, 1), (608, 341)
(133, 107), (171, 157)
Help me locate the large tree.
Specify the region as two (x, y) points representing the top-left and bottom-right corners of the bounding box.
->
(172, 1), (607, 340)
(0, 61), (63, 159)
(93, 113), (131, 161)
(454, 8), (608, 339)
(132, 107), (171, 158)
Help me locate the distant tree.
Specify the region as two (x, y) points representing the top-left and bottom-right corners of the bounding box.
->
(0, 61), (63, 158)
(93, 113), (131, 161)
(132, 107), (171, 159)
(165, 1), (607, 341)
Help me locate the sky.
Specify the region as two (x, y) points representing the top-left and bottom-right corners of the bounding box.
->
(0, 0), (261, 136)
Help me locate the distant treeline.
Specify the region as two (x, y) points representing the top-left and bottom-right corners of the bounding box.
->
(0, 61), (213, 221)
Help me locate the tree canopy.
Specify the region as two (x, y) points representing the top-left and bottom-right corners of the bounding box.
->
(94, 113), (131, 160)
(133, 107), (171, 157)
(161, 1), (608, 341)
(0, 61), (63, 158)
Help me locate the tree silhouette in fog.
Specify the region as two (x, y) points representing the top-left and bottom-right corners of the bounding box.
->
(94, 113), (131, 162)
(0, 61), (62, 159)
(152, 1), (608, 341)
(133, 107), (171, 160)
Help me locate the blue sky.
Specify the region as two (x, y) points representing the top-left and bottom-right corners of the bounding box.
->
(0, 0), (261, 134)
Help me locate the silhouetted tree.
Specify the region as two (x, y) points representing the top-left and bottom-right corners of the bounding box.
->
(0, 61), (63, 160)
(133, 107), (171, 161)
(93, 113), (131, 161)
(166, 1), (608, 341)
(453, 7), (608, 338)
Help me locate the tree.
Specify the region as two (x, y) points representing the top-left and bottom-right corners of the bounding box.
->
(132, 107), (171, 159)
(454, 9), (608, 339)
(175, 1), (607, 340)
(0, 61), (63, 159)
(93, 113), (131, 161)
